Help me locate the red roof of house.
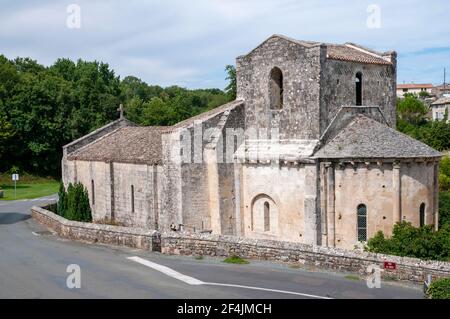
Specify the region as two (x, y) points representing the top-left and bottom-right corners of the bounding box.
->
(397, 84), (433, 89)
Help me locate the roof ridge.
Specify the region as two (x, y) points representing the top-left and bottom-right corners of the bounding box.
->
(344, 43), (390, 62)
(344, 43), (386, 58)
(240, 34), (322, 57)
(171, 99), (244, 129)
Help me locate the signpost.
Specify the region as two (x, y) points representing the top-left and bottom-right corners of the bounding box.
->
(12, 174), (19, 199)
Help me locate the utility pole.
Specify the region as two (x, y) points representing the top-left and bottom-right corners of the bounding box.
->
(444, 68), (446, 95)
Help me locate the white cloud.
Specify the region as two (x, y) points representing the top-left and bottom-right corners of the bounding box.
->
(0, 0), (449, 88)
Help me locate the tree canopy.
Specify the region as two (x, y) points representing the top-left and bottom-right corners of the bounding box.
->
(397, 94), (450, 151)
(0, 55), (234, 177)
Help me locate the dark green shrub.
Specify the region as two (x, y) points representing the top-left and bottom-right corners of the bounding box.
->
(441, 156), (450, 177)
(65, 182), (92, 222)
(440, 192), (450, 227)
(427, 277), (450, 299)
(57, 182), (67, 216)
(440, 174), (450, 192)
(366, 222), (450, 261)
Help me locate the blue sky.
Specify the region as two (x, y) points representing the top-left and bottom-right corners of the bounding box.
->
(1, 0), (449, 89)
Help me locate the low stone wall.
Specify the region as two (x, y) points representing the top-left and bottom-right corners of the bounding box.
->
(31, 205), (450, 283)
(161, 232), (450, 283)
(31, 206), (160, 251)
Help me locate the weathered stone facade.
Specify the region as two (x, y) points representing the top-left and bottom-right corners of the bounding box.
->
(62, 34), (442, 251)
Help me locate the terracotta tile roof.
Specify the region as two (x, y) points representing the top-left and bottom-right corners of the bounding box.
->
(242, 35), (393, 66)
(67, 126), (169, 165)
(67, 100), (245, 164)
(397, 84), (433, 89)
(327, 44), (392, 65)
(431, 97), (450, 105)
(314, 114), (441, 159)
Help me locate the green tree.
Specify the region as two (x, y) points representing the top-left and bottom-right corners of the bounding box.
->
(427, 277), (450, 299)
(418, 90), (430, 98)
(0, 114), (15, 159)
(142, 97), (173, 126)
(0, 55), (231, 177)
(439, 192), (450, 227)
(57, 182), (67, 216)
(366, 221), (450, 261)
(397, 94), (428, 125)
(225, 65), (236, 100)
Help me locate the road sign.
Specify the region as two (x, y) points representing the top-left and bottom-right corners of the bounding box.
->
(12, 174), (19, 199)
(383, 261), (396, 270)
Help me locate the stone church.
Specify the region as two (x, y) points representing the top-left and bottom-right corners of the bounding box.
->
(62, 35), (441, 249)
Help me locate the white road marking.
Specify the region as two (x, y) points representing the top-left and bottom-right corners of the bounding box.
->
(206, 282), (332, 299)
(32, 231), (40, 236)
(127, 256), (333, 299)
(127, 256), (204, 285)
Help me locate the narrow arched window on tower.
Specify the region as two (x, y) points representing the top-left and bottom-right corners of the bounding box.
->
(269, 67), (283, 109)
(357, 204), (367, 241)
(131, 185), (135, 213)
(264, 201), (270, 231)
(91, 180), (95, 205)
(355, 72), (362, 106)
(419, 203), (425, 227)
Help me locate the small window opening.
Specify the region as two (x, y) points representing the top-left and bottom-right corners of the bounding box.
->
(264, 202), (270, 231)
(357, 204), (367, 241)
(355, 72), (363, 106)
(269, 67), (283, 109)
(131, 185), (135, 213)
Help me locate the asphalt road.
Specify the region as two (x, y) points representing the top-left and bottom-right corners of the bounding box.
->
(0, 196), (424, 299)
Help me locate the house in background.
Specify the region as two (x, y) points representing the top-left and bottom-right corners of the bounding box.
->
(431, 97), (450, 121)
(397, 83), (433, 97)
(431, 84), (450, 98)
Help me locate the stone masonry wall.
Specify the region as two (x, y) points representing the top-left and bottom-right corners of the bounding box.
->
(161, 232), (450, 283)
(31, 206), (160, 251)
(237, 36), (322, 140)
(320, 59), (396, 131)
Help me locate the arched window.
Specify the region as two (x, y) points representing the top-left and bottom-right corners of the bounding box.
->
(357, 204), (367, 241)
(131, 185), (135, 213)
(419, 203), (425, 227)
(91, 180), (95, 205)
(251, 194), (278, 233)
(264, 201), (270, 231)
(269, 67), (283, 109)
(355, 72), (362, 106)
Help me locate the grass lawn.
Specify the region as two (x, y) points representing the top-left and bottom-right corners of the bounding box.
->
(0, 174), (59, 200)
